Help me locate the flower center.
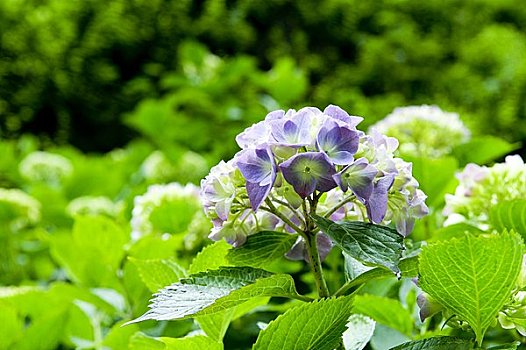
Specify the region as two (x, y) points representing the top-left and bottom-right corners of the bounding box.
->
(304, 166), (311, 173)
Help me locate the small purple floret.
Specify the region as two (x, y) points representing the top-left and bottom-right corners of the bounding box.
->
(270, 109), (313, 147)
(324, 104), (363, 128)
(236, 147), (277, 210)
(279, 152), (337, 198)
(316, 120), (359, 165)
(334, 158), (378, 202)
(365, 173), (395, 223)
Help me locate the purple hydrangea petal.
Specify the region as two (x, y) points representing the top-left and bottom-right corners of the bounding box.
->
(324, 104), (363, 128)
(235, 121), (270, 149)
(365, 173), (395, 223)
(280, 152), (337, 198)
(237, 148), (276, 186)
(264, 109), (285, 121)
(270, 109), (313, 147)
(236, 147), (277, 210)
(334, 158), (378, 202)
(396, 215), (414, 237)
(245, 181), (272, 211)
(316, 120), (359, 165)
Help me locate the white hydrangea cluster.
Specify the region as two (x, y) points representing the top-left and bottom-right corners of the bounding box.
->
(0, 188), (41, 231)
(444, 155), (526, 229)
(370, 105), (471, 158)
(19, 151), (74, 185)
(66, 196), (121, 218)
(141, 151), (177, 183)
(131, 182), (203, 241)
(141, 150), (208, 184)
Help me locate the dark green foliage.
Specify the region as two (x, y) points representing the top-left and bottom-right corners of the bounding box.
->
(1, 0), (526, 155)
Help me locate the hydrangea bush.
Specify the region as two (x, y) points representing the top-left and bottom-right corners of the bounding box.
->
(2, 106), (526, 349)
(370, 105), (470, 158)
(126, 106), (436, 347)
(444, 155), (526, 229)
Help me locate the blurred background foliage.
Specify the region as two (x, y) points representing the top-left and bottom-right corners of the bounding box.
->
(1, 0), (526, 159)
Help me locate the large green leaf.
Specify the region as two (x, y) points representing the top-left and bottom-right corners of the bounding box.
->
(390, 336), (474, 350)
(429, 223), (484, 242)
(352, 295), (413, 336)
(129, 257), (186, 293)
(161, 335), (222, 350)
(0, 302), (23, 349)
(50, 216), (128, 288)
(337, 255), (418, 296)
(452, 135), (518, 166)
(254, 296), (354, 350)
(405, 155), (458, 207)
(196, 296), (270, 341)
(126, 267), (303, 324)
(190, 240), (262, 342)
(490, 200), (526, 239)
(312, 215), (404, 274)
(419, 231), (524, 345)
(226, 231), (297, 267)
(189, 240), (231, 274)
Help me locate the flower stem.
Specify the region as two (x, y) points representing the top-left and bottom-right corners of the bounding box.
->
(262, 199), (305, 236)
(323, 194), (354, 218)
(304, 231), (330, 298)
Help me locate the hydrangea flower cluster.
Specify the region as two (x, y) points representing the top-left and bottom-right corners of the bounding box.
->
(498, 257), (526, 336)
(443, 155), (526, 229)
(201, 105), (428, 247)
(66, 196), (122, 218)
(141, 150), (208, 184)
(0, 188), (41, 231)
(370, 105), (471, 158)
(131, 182), (209, 241)
(18, 151), (74, 185)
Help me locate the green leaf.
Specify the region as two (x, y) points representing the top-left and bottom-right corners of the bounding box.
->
(193, 239), (273, 341)
(161, 335), (222, 350)
(429, 223), (484, 242)
(189, 240), (231, 274)
(342, 314), (375, 350)
(390, 336), (474, 350)
(195, 310), (235, 342)
(196, 296), (270, 341)
(129, 257), (186, 292)
(337, 255), (419, 296)
(128, 332), (165, 350)
(352, 295), (414, 336)
(490, 200), (526, 239)
(196, 274), (304, 315)
(0, 302), (23, 349)
(126, 267), (301, 324)
(226, 231), (297, 267)
(405, 155), (458, 207)
(419, 231), (524, 345)
(50, 216), (128, 288)
(312, 215), (404, 274)
(452, 135), (518, 166)
(254, 296), (354, 350)
(102, 321), (140, 350)
(486, 342), (520, 350)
